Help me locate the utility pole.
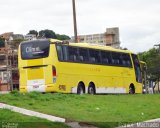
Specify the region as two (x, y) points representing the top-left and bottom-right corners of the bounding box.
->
(72, 0), (78, 43)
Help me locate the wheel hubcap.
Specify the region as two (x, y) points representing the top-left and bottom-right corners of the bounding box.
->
(89, 87), (94, 94)
(80, 87), (83, 94)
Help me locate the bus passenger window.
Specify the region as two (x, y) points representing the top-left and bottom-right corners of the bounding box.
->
(89, 49), (101, 64)
(62, 46), (69, 61)
(79, 48), (89, 62)
(68, 46), (78, 62)
(103, 58), (109, 64)
(56, 45), (63, 61)
(111, 52), (122, 66)
(121, 53), (132, 67)
(69, 55), (77, 61)
(101, 51), (111, 65)
(79, 56), (84, 62)
(89, 57), (96, 63)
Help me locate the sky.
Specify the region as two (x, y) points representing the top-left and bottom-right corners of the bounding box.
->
(0, 0), (160, 53)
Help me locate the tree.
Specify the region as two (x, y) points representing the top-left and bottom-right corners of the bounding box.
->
(56, 34), (70, 40)
(12, 39), (24, 49)
(28, 30), (38, 37)
(138, 48), (160, 93)
(29, 29), (71, 40)
(39, 29), (57, 39)
(138, 48), (160, 80)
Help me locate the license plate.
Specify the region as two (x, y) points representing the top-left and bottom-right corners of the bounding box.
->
(33, 85), (39, 88)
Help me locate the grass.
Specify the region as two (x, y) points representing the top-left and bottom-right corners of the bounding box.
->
(0, 91), (160, 128)
(0, 109), (69, 128)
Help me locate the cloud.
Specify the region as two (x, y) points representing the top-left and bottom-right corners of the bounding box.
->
(0, 0), (160, 52)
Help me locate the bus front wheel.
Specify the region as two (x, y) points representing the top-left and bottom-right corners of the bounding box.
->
(129, 85), (135, 94)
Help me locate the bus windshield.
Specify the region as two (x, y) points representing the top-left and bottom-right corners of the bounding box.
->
(21, 40), (50, 60)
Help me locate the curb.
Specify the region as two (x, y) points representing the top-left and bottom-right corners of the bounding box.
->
(0, 103), (65, 122)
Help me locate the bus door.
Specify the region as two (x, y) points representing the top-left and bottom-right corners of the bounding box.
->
(131, 54), (142, 83)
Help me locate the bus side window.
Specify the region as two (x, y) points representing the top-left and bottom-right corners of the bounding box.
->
(62, 45), (69, 61)
(89, 49), (101, 64)
(111, 52), (122, 66)
(101, 51), (111, 65)
(79, 55), (84, 62)
(103, 58), (109, 64)
(121, 53), (132, 67)
(68, 46), (78, 62)
(79, 48), (89, 62)
(56, 45), (64, 61)
(69, 55), (77, 61)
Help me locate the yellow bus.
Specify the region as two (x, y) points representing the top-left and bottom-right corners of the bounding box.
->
(18, 39), (142, 94)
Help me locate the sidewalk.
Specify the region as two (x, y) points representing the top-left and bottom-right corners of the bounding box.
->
(0, 91), (10, 94)
(0, 103), (97, 128)
(0, 103), (65, 122)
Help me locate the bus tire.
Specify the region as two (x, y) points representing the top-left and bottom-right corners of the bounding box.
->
(88, 83), (96, 95)
(129, 84), (135, 94)
(77, 83), (85, 94)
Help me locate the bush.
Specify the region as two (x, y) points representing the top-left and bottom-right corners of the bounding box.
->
(27, 91), (42, 99)
(10, 90), (20, 96)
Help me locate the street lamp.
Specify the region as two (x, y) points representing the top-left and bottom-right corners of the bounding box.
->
(72, 0), (78, 43)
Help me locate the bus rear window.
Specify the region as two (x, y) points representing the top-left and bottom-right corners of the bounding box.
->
(21, 40), (50, 59)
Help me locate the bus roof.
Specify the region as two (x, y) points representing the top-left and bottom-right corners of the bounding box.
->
(20, 39), (133, 54)
(50, 39), (133, 54)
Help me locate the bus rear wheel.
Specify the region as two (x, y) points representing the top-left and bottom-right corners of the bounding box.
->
(88, 84), (96, 95)
(77, 83), (85, 94)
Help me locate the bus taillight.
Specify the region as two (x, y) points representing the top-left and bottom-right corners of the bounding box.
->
(52, 66), (56, 83)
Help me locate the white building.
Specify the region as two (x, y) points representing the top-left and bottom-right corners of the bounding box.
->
(71, 27), (120, 49)
(24, 34), (37, 41)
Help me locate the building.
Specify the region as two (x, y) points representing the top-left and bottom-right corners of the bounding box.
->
(24, 34), (37, 41)
(0, 32), (19, 91)
(0, 48), (19, 91)
(105, 27), (120, 48)
(0, 32), (24, 41)
(0, 32), (14, 41)
(72, 27), (120, 48)
(12, 34), (24, 40)
(77, 33), (106, 45)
